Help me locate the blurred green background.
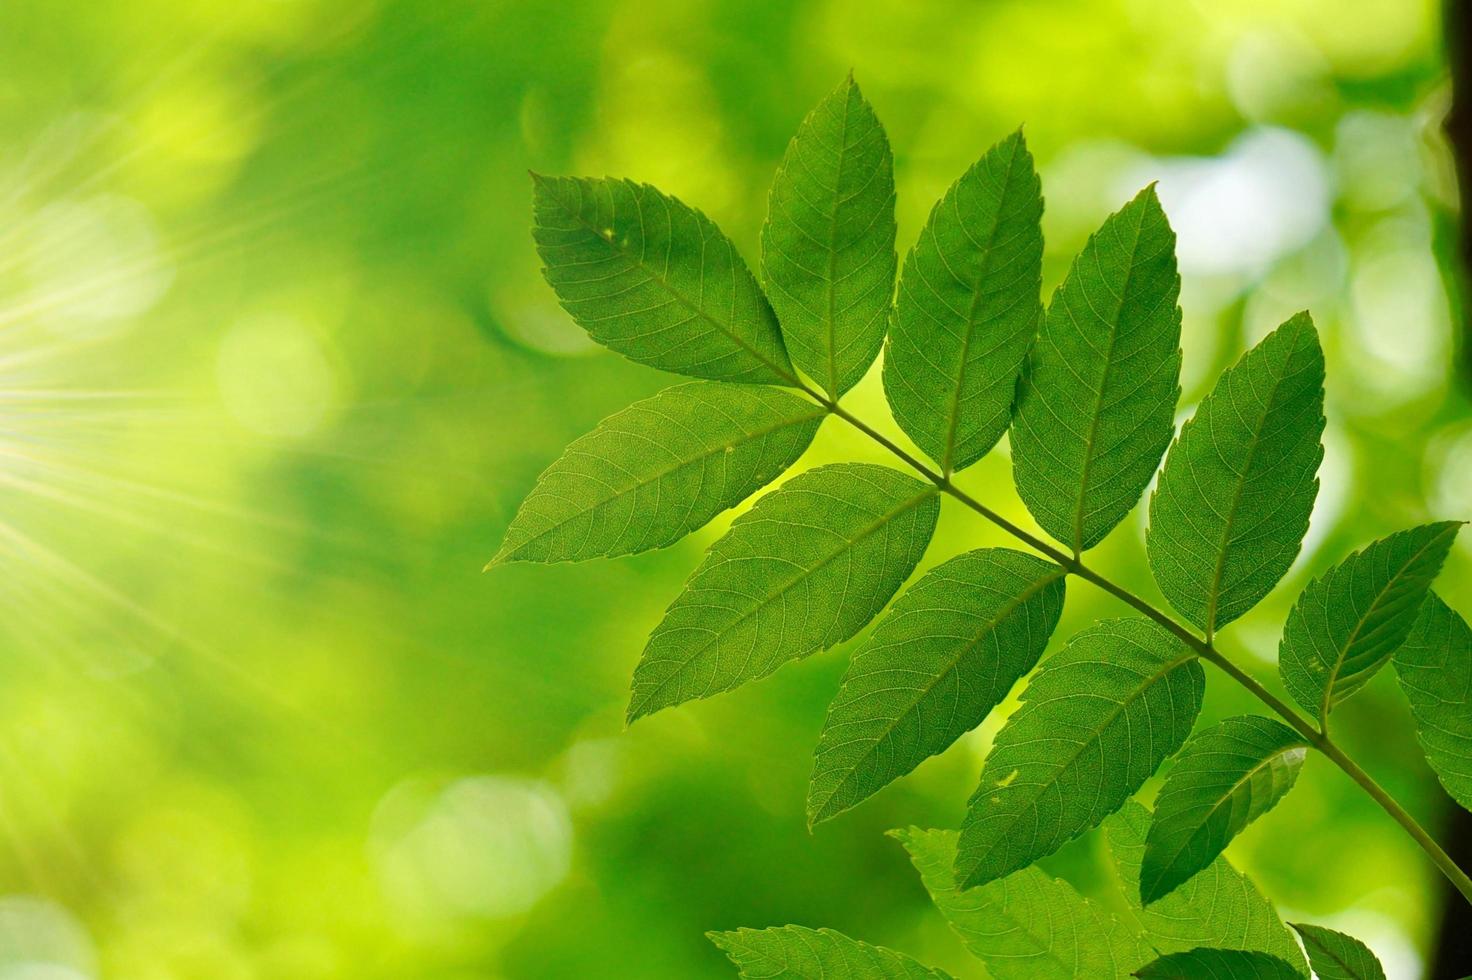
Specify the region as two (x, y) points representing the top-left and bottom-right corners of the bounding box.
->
(0, 0), (1467, 976)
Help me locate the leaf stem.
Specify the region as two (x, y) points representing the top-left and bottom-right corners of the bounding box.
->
(815, 391), (1472, 905)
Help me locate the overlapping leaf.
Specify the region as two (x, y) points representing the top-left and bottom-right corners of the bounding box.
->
(533, 175), (795, 385)
(1290, 924), (1386, 980)
(1133, 948), (1302, 979)
(955, 618), (1203, 888)
(1392, 593), (1472, 811)
(896, 827), (1151, 980)
(1141, 716), (1308, 904)
(1011, 186), (1183, 553)
(1105, 803), (1307, 974)
(809, 549), (1066, 824)
(883, 130), (1044, 473)
(1279, 522), (1461, 722)
(494, 384), (825, 564)
(710, 926), (952, 979)
(763, 75), (897, 397)
(1147, 314), (1324, 633)
(628, 463), (938, 721)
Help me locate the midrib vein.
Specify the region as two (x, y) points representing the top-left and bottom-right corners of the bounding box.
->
(1070, 214), (1147, 554)
(1320, 528), (1451, 721)
(942, 143), (1019, 475)
(823, 90), (853, 395)
(970, 649), (1196, 868)
(504, 406), (823, 555)
(552, 189), (799, 385)
(632, 488), (936, 712)
(817, 565), (1065, 810)
(1154, 741), (1306, 884)
(1203, 361), (1293, 634)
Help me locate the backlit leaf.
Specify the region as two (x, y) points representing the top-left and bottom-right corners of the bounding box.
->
(955, 618), (1203, 888)
(1105, 802), (1307, 974)
(808, 548), (1066, 824)
(1133, 948), (1302, 979)
(1010, 186), (1182, 553)
(1279, 522), (1461, 723)
(763, 75), (897, 397)
(1392, 593), (1472, 811)
(533, 175), (795, 385)
(628, 463), (938, 722)
(493, 383), (824, 564)
(1147, 313), (1324, 634)
(1290, 924), (1386, 980)
(895, 827), (1151, 980)
(709, 926), (952, 979)
(883, 130), (1044, 473)
(1141, 716), (1308, 904)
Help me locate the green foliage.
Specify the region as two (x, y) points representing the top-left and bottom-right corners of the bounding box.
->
(1105, 803), (1308, 974)
(1132, 948), (1302, 979)
(533, 175), (796, 385)
(494, 383), (824, 563)
(809, 548), (1065, 824)
(628, 463), (937, 721)
(896, 827), (1151, 979)
(1010, 186), (1182, 554)
(1140, 716), (1308, 904)
(1279, 522), (1461, 723)
(499, 74), (1472, 975)
(882, 131), (1043, 473)
(1146, 314), (1325, 634)
(1393, 593), (1472, 811)
(1290, 924), (1386, 980)
(763, 75), (897, 397)
(955, 619), (1203, 888)
(709, 926), (953, 979)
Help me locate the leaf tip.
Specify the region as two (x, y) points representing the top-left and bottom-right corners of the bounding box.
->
(1137, 875), (1170, 907)
(1429, 520), (1466, 549)
(624, 691), (658, 728)
(485, 539), (520, 569)
(951, 850), (984, 891)
(805, 797), (839, 831)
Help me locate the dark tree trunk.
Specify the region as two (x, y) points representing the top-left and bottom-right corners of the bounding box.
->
(1445, 0), (1472, 389)
(1432, 7), (1472, 976)
(1429, 806), (1472, 978)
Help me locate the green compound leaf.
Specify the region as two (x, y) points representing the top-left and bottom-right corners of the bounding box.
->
(883, 130), (1044, 474)
(1141, 716), (1308, 905)
(1393, 593), (1472, 811)
(1147, 314), (1325, 634)
(895, 827), (1152, 980)
(533, 174), (795, 385)
(763, 75), (897, 397)
(1105, 802), (1307, 975)
(493, 383), (824, 564)
(1133, 948), (1303, 980)
(1279, 522), (1461, 723)
(809, 549), (1066, 825)
(955, 618), (1204, 889)
(628, 463), (938, 722)
(1011, 186), (1183, 554)
(710, 926), (953, 980)
(1290, 924), (1386, 980)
